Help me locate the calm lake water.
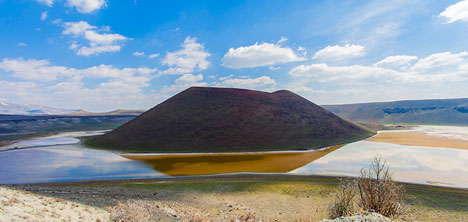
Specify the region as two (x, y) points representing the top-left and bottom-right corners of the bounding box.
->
(0, 127), (467, 188)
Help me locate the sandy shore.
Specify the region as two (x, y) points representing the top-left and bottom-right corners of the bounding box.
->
(367, 131), (468, 150)
(0, 186), (109, 222)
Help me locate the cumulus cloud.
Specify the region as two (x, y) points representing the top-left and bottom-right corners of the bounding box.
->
(215, 75), (277, 90)
(0, 58), (159, 111)
(160, 36), (210, 75)
(0, 58), (72, 82)
(148, 53), (159, 59)
(221, 41), (306, 69)
(440, 0), (468, 23)
(312, 44), (365, 60)
(36, 0), (54, 7)
(161, 74), (206, 93)
(16, 42), (27, 47)
(41, 11), (48, 21)
(289, 51), (468, 84)
(133, 51), (145, 56)
(61, 21), (130, 56)
(411, 51), (468, 72)
(289, 63), (400, 83)
(65, 0), (107, 13)
(374, 55), (418, 69)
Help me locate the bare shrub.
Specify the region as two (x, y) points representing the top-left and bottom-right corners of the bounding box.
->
(357, 156), (404, 217)
(183, 212), (211, 222)
(230, 211), (259, 222)
(107, 201), (151, 222)
(327, 178), (356, 219)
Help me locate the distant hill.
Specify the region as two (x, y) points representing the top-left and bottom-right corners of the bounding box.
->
(323, 98), (468, 125)
(63, 109), (145, 116)
(90, 87), (373, 153)
(0, 101), (77, 115)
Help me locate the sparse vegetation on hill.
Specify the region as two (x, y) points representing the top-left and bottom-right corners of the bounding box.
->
(323, 98), (468, 125)
(90, 87), (373, 153)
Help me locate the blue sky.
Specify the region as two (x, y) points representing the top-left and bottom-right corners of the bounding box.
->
(1, 0), (468, 111)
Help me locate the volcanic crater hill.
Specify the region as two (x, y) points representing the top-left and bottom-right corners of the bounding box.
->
(89, 87), (373, 153)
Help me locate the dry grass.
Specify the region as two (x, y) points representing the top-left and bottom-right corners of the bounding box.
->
(357, 156), (404, 217)
(327, 178), (356, 219)
(107, 200), (151, 222)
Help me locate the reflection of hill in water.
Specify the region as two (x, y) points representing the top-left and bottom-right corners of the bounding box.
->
(121, 145), (343, 176)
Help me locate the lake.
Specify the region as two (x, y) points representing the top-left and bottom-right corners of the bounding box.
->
(0, 127), (467, 188)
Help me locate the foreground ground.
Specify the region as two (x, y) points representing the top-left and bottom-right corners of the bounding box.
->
(3, 175), (468, 221)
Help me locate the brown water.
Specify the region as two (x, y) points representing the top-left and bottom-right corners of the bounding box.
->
(121, 145), (343, 176)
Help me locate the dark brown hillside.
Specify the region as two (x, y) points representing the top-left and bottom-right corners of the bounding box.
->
(89, 87), (373, 152)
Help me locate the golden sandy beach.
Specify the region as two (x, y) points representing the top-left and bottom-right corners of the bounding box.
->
(367, 131), (468, 150)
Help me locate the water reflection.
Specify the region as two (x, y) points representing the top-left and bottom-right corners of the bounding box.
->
(121, 145), (343, 176)
(0, 145), (161, 184)
(0, 130), (108, 150)
(291, 141), (468, 188)
(1, 129), (468, 188)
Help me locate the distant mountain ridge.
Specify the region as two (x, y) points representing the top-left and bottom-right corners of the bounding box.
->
(323, 98), (468, 125)
(90, 87), (373, 153)
(0, 101), (145, 116)
(0, 101), (77, 115)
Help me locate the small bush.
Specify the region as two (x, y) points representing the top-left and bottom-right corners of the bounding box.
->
(230, 211), (259, 222)
(357, 156), (404, 217)
(107, 201), (151, 222)
(327, 178), (356, 219)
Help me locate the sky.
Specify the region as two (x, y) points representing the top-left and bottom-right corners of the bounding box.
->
(1, 0), (468, 111)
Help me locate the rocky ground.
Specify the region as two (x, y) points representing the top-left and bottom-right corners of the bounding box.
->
(0, 186), (109, 222)
(2, 175), (468, 221)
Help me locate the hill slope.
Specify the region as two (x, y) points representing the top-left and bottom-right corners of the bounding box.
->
(323, 98), (468, 125)
(90, 87), (372, 153)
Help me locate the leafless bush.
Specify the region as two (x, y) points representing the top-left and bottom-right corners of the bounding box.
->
(230, 211), (259, 222)
(107, 201), (151, 222)
(327, 178), (357, 219)
(357, 156), (404, 217)
(183, 212), (211, 222)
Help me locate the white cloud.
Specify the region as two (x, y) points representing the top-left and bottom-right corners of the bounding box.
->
(411, 51), (468, 72)
(160, 36), (210, 75)
(374, 55), (418, 69)
(440, 0), (468, 23)
(337, 1), (423, 47)
(0, 58), (160, 111)
(161, 74), (207, 93)
(62, 21), (130, 56)
(65, 0), (107, 13)
(215, 76), (277, 90)
(36, 0), (54, 7)
(41, 11), (48, 21)
(312, 44), (365, 60)
(0, 58), (72, 82)
(289, 51), (468, 84)
(222, 41), (306, 69)
(277, 36), (288, 44)
(289, 63), (400, 83)
(62, 21), (96, 36)
(133, 51), (145, 56)
(16, 42), (27, 47)
(77, 45), (121, 56)
(222, 43), (306, 69)
(268, 66), (280, 71)
(148, 53), (159, 59)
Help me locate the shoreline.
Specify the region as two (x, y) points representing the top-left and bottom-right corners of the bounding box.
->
(5, 173), (468, 191)
(367, 130), (468, 150)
